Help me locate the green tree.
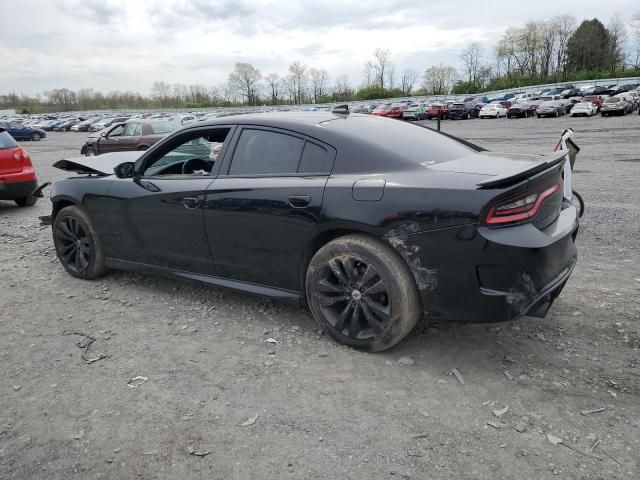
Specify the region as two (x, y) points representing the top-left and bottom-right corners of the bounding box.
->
(566, 19), (611, 72)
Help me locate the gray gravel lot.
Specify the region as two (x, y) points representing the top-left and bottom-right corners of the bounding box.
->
(1, 114), (639, 479)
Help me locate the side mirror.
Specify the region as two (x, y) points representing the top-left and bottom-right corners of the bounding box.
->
(114, 162), (136, 179)
(100, 131), (108, 137)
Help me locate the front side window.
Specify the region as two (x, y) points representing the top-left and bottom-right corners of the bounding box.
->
(108, 125), (124, 137)
(228, 129), (304, 176)
(143, 128), (230, 177)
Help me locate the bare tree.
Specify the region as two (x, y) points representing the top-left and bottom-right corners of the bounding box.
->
(607, 13), (628, 70)
(460, 42), (483, 84)
(151, 81), (171, 106)
(630, 12), (640, 68)
(554, 15), (576, 78)
(538, 20), (558, 80)
(400, 69), (418, 95)
(265, 73), (280, 105)
(288, 61), (307, 104)
(422, 65), (458, 95)
(308, 68), (330, 103)
(333, 74), (353, 102)
(369, 48), (392, 91)
(362, 63), (374, 87)
(228, 62), (261, 105)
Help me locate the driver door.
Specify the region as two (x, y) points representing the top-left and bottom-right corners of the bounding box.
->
(117, 122), (143, 152)
(98, 124), (125, 154)
(106, 126), (234, 275)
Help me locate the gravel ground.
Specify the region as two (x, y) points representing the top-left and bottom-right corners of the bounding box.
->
(1, 114), (639, 479)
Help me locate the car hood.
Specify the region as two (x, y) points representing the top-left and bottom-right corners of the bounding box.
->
(53, 151), (144, 176)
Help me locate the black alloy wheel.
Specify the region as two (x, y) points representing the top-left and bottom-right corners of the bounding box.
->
(306, 234), (420, 351)
(55, 216), (91, 273)
(53, 205), (106, 279)
(316, 256), (391, 341)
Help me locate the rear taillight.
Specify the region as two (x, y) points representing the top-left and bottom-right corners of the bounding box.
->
(486, 181), (563, 225)
(12, 148), (30, 163)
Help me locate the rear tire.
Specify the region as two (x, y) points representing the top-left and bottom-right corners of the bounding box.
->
(15, 196), (37, 207)
(53, 205), (106, 279)
(85, 146), (97, 156)
(31, 133), (41, 141)
(306, 234), (420, 352)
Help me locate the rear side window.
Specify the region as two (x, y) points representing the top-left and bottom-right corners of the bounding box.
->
(0, 131), (18, 149)
(229, 129), (304, 175)
(298, 141), (332, 174)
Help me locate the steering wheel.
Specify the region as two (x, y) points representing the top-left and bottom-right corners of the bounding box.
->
(182, 158), (211, 174)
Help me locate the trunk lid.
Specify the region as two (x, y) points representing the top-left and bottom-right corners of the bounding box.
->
(53, 151), (144, 175)
(428, 150), (567, 188)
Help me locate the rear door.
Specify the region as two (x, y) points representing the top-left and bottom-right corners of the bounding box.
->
(204, 127), (334, 291)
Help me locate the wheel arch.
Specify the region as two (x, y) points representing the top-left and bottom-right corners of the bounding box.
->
(51, 196), (79, 222)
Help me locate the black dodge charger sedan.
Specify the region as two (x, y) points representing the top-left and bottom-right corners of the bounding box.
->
(44, 112), (578, 351)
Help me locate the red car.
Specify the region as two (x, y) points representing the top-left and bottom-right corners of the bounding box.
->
(0, 127), (38, 207)
(372, 104), (392, 117)
(426, 103), (448, 119)
(582, 95), (606, 112)
(387, 104), (408, 119)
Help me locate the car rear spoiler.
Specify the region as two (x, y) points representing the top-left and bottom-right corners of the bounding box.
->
(476, 150), (567, 188)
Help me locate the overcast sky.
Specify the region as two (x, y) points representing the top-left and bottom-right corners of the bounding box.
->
(0, 0), (636, 96)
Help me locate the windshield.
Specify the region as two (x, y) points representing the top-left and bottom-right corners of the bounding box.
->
(150, 121), (180, 134)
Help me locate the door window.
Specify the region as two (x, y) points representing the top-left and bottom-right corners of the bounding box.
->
(298, 141), (332, 174)
(123, 123), (140, 137)
(108, 125), (124, 137)
(228, 129), (304, 176)
(142, 128), (230, 177)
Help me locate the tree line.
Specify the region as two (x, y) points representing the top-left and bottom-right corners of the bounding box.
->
(2, 12), (640, 112)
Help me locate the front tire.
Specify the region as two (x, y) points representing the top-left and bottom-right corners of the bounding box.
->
(53, 205), (106, 279)
(85, 146), (97, 156)
(31, 133), (41, 141)
(306, 234), (420, 352)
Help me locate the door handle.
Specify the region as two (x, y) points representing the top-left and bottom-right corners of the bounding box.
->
(288, 195), (311, 208)
(182, 197), (200, 209)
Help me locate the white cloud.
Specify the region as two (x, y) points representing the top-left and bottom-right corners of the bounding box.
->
(0, 0), (636, 95)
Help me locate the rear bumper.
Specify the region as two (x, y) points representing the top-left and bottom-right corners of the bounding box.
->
(387, 205), (579, 323)
(0, 178), (38, 200)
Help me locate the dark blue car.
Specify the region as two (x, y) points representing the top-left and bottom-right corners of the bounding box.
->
(0, 121), (47, 141)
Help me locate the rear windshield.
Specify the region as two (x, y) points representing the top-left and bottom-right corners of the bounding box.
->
(150, 121), (180, 134)
(325, 116), (474, 166)
(451, 103), (465, 108)
(604, 97), (618, 103)
(0, 131), (18, 149)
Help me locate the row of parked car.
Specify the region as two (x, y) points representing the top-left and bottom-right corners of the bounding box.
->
(0, 111), (222, 142)
(352, 82), (640, 121)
